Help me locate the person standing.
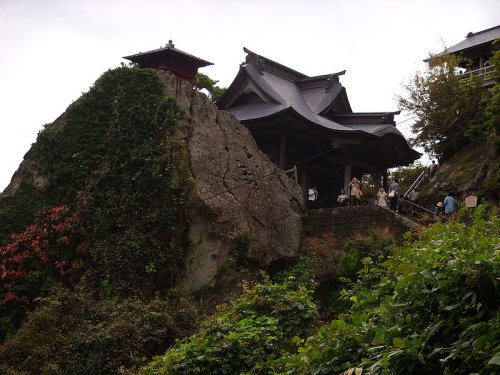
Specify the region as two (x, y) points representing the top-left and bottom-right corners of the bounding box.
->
(349, 177), (362, 206)
(308, 186), (318, 208)
(428, 160), (440, 181)
(443, 192), (455, 216)
(388, 179), (399, 212)
(376, 187), (388, 208)
(408, 188), (420, 216)
(337, 189), (348, 207)
(409, 188), (420, 203)
(433, 202), (444, 221)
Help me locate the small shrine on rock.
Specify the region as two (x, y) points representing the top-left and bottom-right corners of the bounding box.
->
(123, 40), (212, 84)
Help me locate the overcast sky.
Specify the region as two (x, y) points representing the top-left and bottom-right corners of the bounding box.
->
(1, 0), (499, 191)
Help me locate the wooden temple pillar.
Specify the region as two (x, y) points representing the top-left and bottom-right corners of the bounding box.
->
(372, 173), (382, 189)
(343, 164), (351, 195)
(382, 170), (388, 190)
(298, 164), (312, 203)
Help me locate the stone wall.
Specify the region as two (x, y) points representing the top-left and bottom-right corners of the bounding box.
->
(306, 205), (415, 243)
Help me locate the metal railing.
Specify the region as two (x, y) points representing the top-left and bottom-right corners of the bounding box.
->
(406, 200), (434, 216)
(403, 170), (426, 198)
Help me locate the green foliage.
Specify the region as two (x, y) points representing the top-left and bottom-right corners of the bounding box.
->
(389, 162), (426, 191)
(138, 275), (319, 374)
(483, 46), (500, 156)
(232, 234), (253, 267)
(282, 205), (500, 374)
(196, 73), (226, 101)
(0, 289), (198, 374)
(0, 67), (192, 345)
(32, 67), (189, 295)
(398, 54), (492, 161)
(339, 232), (394, 280)
(0, 173), (45, 246)
(0, 205), (85, 340)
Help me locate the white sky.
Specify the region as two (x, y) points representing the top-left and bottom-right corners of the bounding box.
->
(1, 0), (499, 191)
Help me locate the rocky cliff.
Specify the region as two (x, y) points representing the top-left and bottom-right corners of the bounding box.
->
(418, 138), (499, 205)
(155, 71), (303, 290)
(0, 68), (303, 292)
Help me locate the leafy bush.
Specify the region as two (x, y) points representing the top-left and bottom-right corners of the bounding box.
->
(339, 231), (394, 280)
(0, 289), (199, 374)
(0, 205), (85, 340)
(282, 205), (500, 374)
(138, 275), (319, 374)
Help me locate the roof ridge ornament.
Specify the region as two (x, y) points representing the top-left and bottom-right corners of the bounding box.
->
(324, 71), (346, 92)
(166, 40), (175, 48)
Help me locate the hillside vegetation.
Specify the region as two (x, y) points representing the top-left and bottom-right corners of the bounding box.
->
(0, 64), (498, 374)
(0, 67), (193, 345)
(136, 206), (499, 375)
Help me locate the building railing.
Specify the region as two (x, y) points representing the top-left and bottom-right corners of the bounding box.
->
(284, 165), (298, 182)
(458, 65), (495, 83)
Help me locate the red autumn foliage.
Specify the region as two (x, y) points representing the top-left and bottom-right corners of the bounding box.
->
(0, 205), (86, 306)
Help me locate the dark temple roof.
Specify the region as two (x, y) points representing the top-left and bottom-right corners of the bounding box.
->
(434, 25), (500, 56)
(217, 48), (420, 165)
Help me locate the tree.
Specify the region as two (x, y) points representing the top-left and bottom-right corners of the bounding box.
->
(398, 53), (489, 161)
(195, 73), (226, 102)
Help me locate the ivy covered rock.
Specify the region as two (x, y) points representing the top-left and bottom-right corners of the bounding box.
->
(0, 66), (303, 343)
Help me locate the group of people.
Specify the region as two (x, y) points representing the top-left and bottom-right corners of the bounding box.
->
(308, 175), (456, 219)
(337, 177), (363, 207)
(375, 179), (399, 212)
(311, 177), (400, 209)
(433, 193), (456, 221)
(308, 177), (363, 208)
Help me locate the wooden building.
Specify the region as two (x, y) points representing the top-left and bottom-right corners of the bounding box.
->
(217, 48), (420, 206)
(123, 40), (212, 84)
(433, 25), (500, 86)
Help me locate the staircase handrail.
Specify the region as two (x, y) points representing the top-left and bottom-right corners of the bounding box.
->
(406, 200), (434, 216)
(403, 170), (426, 198)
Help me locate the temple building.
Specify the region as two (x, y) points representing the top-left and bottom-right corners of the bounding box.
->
(123, 40), (212, 84)
(217, 48), (420, 205)
(431, 25), (499, 87)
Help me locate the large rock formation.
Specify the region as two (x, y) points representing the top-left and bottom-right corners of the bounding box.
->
(1, 69), (303, 292)
(156, 72), (303, 290)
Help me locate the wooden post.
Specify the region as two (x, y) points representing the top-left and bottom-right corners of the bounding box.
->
(300, 165), (309, 202)
(279, 132), (287, 170)
(383, 170), (388, 190)
(344, 164), (351, 195)
(373, 173), (381, 201)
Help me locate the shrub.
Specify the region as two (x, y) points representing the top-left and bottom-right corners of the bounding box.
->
(138, 275), (319, 374)
(0, 205), (85, 340)
(0, 289), (198, 374)
(282, 205), (500, 374)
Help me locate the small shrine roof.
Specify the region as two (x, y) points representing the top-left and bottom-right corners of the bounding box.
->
(123, 40), (213, 67)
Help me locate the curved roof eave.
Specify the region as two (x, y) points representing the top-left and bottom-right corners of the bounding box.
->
(347, 124), (421, 159)
(242, 106), (363, 135)
(216, 64), (284, 109)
